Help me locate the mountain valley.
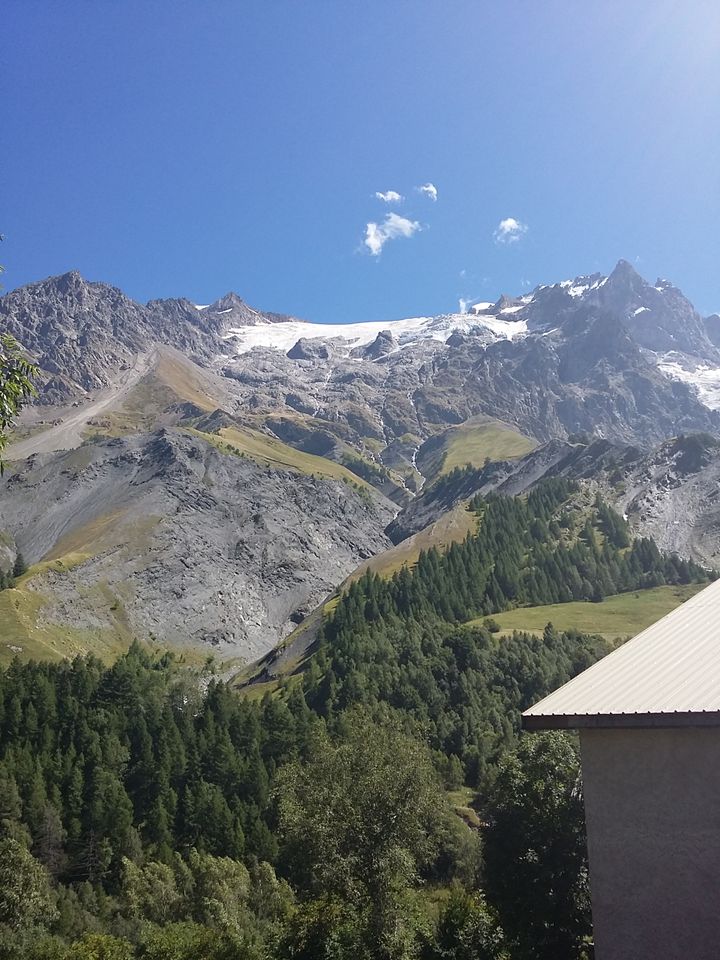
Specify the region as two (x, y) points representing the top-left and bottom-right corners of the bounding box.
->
(2, 259), (719, 666)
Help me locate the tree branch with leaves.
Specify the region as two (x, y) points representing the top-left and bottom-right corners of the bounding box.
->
(0, 332), (38, 473)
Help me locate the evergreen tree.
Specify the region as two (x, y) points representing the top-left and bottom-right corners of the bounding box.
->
(12, 551), (27, 578)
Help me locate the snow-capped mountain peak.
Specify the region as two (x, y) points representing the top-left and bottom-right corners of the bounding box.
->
(216, 262), (720, 420)
(222, 311), (527, 357)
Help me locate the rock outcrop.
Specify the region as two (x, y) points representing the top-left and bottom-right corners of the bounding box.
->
(0, 429), (395, 660)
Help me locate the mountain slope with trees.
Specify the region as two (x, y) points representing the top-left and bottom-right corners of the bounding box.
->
(301, 480), (708, 782)
(3, 262), (720, 661)
(0, 481), (710, 958)
(0, 641), (587, 959)
(2, 261), (719, 958)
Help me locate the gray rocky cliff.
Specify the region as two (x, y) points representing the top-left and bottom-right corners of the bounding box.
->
(0, 429), (395, 660)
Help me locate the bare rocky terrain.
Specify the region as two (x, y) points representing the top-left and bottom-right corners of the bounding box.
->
(0, 429), (394, 660)
(0, 271), (292, 402)
(2, 259), (720, 662)
(390, 434), (720, 568)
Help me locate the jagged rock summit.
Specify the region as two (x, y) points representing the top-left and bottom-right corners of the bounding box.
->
(2, 259), (720, 661)
(0, 272), (291, 401)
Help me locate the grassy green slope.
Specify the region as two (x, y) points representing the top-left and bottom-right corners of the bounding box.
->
(0, 513), (165, 666)
(0, 578), (133, 666)
(354, 503), (479, 580)
(465, 583), (704, 641)
(421, 418), (537, 481)
(83, 350), (221, 440)
(191, 425), (375, 491)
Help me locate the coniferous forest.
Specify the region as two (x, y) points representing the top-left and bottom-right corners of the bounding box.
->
(5, 4), (720, 955)
(0, 482), (711, 959)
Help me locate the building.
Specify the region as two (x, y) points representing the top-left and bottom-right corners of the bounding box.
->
(523, 578), (720, 960)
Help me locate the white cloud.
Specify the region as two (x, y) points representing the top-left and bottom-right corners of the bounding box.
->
(494, 217), (528, 245)
(417, 182), (438, 202)
(374, 190), (403, 204)
(458, 295), (486, 314)
(364, 212), (422, 257)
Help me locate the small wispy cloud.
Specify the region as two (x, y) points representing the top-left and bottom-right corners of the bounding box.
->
(364, 212), (422, 257)
(494, 217), (528, 245)
(374, 190), (403, 204)
(458, 297), (472, 314)
(417, 182), (438, 202)
(458, 295), (488, 315)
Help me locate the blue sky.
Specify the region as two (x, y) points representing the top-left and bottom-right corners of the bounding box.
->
(3, 1), (719, 321)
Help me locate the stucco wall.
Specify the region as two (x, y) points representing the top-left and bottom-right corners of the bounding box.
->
(580, 727), (720, 960)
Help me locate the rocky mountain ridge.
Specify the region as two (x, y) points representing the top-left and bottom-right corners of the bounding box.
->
(0, 427), (395, 661)
(389, 433), (720, 569)
(212, 261), (720, 481)
(2, 259), (720, 662)
(0, 271), (295, 402)
(4, 260), (720, 448)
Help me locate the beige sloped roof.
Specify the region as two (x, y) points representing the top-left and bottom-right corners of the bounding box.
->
(523, 578), (720, 729)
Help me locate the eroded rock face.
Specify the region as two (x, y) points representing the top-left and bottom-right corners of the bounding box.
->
(212, 266), (720, 454)
(3, 261), (720, 660)
(388, 433), (720, 569)
(360, 330), (396, 360)
(704, 314), (720, 348)
(5, 262), (720, 453)
(0, 430), (395, 660)
(0, 273), (291, 402)
(0, 272), (149, 398)
(587, 260), (716, 357)
(219, 322), (718, 456)
(287, 338), (330, 360)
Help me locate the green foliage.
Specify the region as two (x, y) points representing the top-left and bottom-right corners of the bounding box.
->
(306, 615), (610, 786)
(482, 734), (591, 960)
(12, 550), (27, 578)
(121, 858), (186, 926)
(0, 479), (702, 956)
(118, 851), (289, 955)
(421, 888), (504, 960)
(594, 495), (630, 548)
(278, 896), (363, 960)
(0, 643), (315, 885)
(341, 452), (392, 484)
(0, 332), (38, 473)
(64, 934), (134, 960)
(138, 922), (250, 960)
(276, 713), (449, 959)
(307, 480), (708, 783)
(428, 463), (478, 493)
(0, 836), (57, 933)
(323, 481), (706, 640)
